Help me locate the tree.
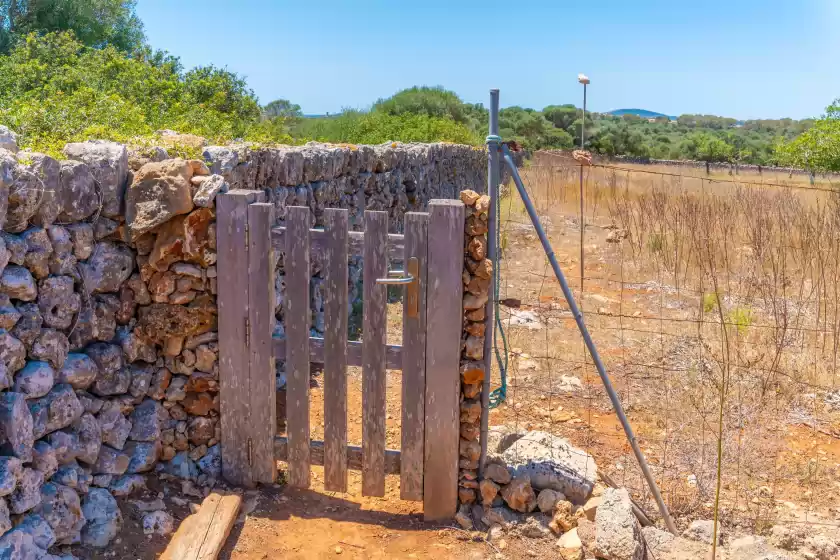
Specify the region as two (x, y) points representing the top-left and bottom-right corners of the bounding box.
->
(263, 99), (302, 121)
(0, 0), (145, 54)
(542, 104), (579, 131)
(776, 99), (840, 172)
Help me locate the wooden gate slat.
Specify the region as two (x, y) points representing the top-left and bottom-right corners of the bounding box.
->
(247, 202), (276, 484)
(423, 199), (465, 520)
(400, 212), (428, 501)
(217, 190), (263, 488)
(362, 210), (388, 497)
(323, 208), (349, 492)
(286, 206), (311, 488)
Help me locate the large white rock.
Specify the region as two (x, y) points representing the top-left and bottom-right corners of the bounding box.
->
(499, 430), (597, 504)
(593, 488), (643, 560)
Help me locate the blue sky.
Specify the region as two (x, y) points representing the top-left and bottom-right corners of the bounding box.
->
(136, 0), (840, 120)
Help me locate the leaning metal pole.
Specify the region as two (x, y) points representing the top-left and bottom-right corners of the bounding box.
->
(500, 144), (678, 535)
(479, 89), (501, 477)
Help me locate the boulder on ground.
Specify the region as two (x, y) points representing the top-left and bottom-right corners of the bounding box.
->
(81, 488), (122, 548)
(593, 488), (643, 560)
(500, 476), (537, 513)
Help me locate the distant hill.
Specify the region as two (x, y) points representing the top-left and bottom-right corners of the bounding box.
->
(606, 108), (676, 120)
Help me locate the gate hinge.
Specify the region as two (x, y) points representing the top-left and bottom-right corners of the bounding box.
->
(248, 438), (253, 466)
(245, 317), (250, 346)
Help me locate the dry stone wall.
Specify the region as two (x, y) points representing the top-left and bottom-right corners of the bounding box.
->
(0, 132), (222, 557)
(0, 131), (494, 555)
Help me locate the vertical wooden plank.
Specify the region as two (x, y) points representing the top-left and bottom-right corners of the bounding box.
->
(217, 190), (263, 487)
(423, 199), (465, 520)
(362, 210), (388, 497)
(248, 202), (277, 484)
(286, 206), (311, 488)
(323, 208), (349, 492)
(400, 212), (428, 501)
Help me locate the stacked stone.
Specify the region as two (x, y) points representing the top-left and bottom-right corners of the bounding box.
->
(0, 129), (224, 556)
(456, 189), (492, 507)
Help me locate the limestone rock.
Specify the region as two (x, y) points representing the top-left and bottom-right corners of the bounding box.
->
(126, 159), (195, 238)
(120, 331), (156, 364)
(804, 535), (840, 560)
(0, 295), (20, 331)
(92, 445), (129, 475)
(0, 265), (36, 301)
(47, 430), (79, 464)
(549, 500), (576, 535)
(8, 467), (43, 514)
(196, 444), (221, 478)
(21, 226), (53, 279)
(143, 509), (175, 536)
(129, 399), (163, 442)
(56, 353), (98, 390)
(203, 146), (239, 175)
(92, 365), (131, 397)
(7, 156), (55, 232)
(29, 384), (83, 439)
(30, 330), (69, 369)
(110, 474), (145, 496)
(0, 392), (33, 461)
(66, 223), (94, 260)
(0, 528), (50, 558)
(147, 207), (214, 270)
(163, 450), (197, 479)
(80, 241), (134, 294)
(479, 478), (500, 505)
(538, 488), (565, 513)
(37, 276), (80, 330)
(81, 488), (122, 548)
(13, 361), (54, 399)
(187, 416), (214, 445)
(0, 234), (24, 266)
(499, 431), (597, 504)
(69, 295), (118, 350)
(193, 174), (226, 207)
(593, 488), (643, 560)
(57, 160), (98, 222)
(36, 482), (85, 544)
(556, 527), (583, 560)
(0, 126), (17, 153)
(0, 456), (21, 496)
(11, 303), (42, 350)
(182, 391), (216, 416)
(147, 368), (172, 400)
(501, 476), (537, 513)
(85, 342), (122, 375)
(73, 412), (102, 465)
(10, 513), (55, 550)
(32, 440), (58, 480)
(96, 407), (132, 450)
(63, 140), (129, 218)
(125, 440), (160, 473)
(136, 302), (215, 344)
(484, 462), (512, 485)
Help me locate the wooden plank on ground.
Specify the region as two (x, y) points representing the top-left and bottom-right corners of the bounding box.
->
(285, 205), (311, 488)
(362, 210), (388, 497)
(423, 199), (465, 521)
(160, 492), (242, 560)
(275, 437), (401, 474)
(247, 202), (276, 484)
(400, 212), (428, 501)
(271, 227), (404, 261)
(323, 208), (349, 492)
(217, 190), (264, 488)
(272, 337), (402, 370)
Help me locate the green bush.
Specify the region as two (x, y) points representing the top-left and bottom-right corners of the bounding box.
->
(0, 32), (270, 155)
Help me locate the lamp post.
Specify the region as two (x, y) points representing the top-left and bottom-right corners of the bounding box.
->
(577, 74), (589, 303)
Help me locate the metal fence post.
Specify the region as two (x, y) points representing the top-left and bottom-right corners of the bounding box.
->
(480, 89), (500, 477)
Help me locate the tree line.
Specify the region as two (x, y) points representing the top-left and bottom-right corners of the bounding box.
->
(1, 0), (838, 171)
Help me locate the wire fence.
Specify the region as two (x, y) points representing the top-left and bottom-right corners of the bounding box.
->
(487, 150), (840, 542)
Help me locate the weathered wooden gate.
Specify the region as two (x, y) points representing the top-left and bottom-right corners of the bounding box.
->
(216, 191), (464, 520)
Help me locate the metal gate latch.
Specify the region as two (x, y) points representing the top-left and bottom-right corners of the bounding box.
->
(375, 257), (420, 318)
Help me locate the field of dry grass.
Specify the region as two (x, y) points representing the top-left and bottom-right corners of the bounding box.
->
(487, 152), (840, 538)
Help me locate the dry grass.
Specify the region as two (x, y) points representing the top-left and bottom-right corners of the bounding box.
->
(489, 154), (840, 536)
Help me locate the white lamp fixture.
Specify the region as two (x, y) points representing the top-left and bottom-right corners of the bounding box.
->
(578, 73), (590, 85)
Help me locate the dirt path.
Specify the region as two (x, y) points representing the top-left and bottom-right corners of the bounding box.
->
(219, 471), (487, 560)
